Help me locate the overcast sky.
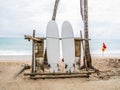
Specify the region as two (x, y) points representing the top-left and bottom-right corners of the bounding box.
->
(0, 0), (120, 39)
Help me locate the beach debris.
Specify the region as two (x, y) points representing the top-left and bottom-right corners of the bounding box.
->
(108, 58), (120, 68)
(98, 70), (120, 80)
(13, 64), (30, 79)
(90, 58), (120, 80)
(93, 68), (120, 80)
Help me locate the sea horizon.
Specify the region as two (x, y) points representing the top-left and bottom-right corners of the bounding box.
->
(0, 37), (120, 60)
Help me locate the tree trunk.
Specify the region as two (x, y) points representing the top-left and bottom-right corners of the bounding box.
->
(52, 0), (60, 21)
(84, 0), (92, 67)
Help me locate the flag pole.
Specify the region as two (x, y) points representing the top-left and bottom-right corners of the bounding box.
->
(102, 43), (107, 57)
(102, 51), (104, 57)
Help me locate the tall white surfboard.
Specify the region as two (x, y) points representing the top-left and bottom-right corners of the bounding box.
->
(46, 20), (60, 73)
(61, 21), (75, 73)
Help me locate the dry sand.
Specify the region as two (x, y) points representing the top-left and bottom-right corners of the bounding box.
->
(0, 57), (120, 90)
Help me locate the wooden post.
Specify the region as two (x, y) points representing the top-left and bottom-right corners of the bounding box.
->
(80, 31), (88, 70)
(32, 30), (35, 73)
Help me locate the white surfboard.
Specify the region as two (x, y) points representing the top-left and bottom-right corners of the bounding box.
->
(61, 21), (75, 73)
(46, 20), (60, 73)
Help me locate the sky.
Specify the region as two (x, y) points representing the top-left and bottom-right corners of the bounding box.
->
(0, 0), (120, 39)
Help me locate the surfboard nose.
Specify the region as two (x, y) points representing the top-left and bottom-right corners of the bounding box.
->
(46, 20), (59, 38)
(62, 21), (74, 38)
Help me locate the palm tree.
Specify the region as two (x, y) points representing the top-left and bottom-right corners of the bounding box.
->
(83, 0), (92, 68)
(80, 0), (93, 69)
(80, 0), (99, 72)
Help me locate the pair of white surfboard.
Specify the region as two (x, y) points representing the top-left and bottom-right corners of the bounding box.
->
(46, 20), (75, 73)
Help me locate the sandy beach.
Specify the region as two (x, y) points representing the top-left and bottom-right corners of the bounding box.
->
(0, 57), (120, 90)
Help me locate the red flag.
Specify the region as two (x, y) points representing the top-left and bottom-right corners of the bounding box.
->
(102, 43), (107, 52)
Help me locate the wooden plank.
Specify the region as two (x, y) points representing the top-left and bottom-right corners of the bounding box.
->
(24, 35), (44, 41)
(24, 35), (90, 41)
(35, 41), (44, 57)
(75, 39), (81, 57)
(24, 71), (94, 76)
(30, 74), (89, 79)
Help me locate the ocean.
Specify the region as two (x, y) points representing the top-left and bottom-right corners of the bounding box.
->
(0, 37), (32, 60)
(0, 37), (32, 55)
(0, 37), (120, 60)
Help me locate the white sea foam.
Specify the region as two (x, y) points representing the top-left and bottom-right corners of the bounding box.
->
(91, 50), (120, 57)
(0, 50), (32, 55)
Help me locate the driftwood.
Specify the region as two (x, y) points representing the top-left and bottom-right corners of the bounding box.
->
(13, 64), (30, 79)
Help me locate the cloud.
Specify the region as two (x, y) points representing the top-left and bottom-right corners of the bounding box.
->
(88, 0), (120, 39)
(0, 0), (54, 36)
(89, 0), (120, 23)
(0, 0), (120, 39)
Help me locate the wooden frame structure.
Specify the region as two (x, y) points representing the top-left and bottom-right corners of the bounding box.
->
(24, 30), (93, 79)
